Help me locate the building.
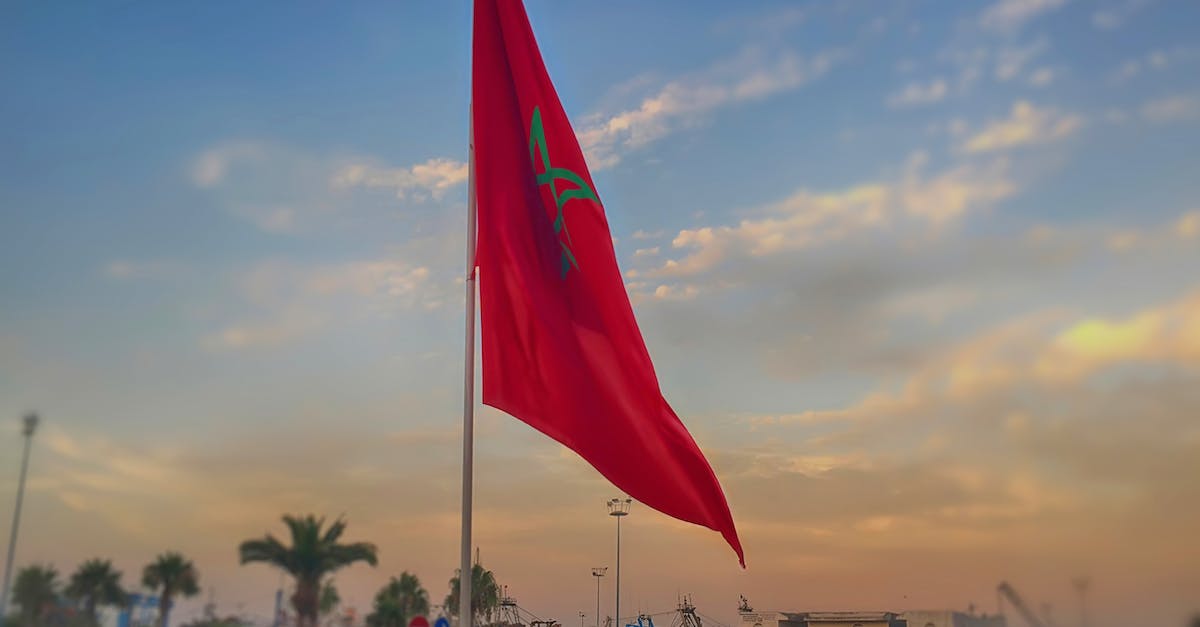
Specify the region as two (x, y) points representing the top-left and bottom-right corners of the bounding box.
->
(900, 611), (1005, 627)
(739, 610), (905, 627)
(739, 609), (1004, 627)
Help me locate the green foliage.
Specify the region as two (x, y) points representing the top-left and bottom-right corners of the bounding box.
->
(239, 515), (377, 627)
(366, 572), (430, 627)
(442, 564), (499, 625)
(66, 559), (127, 625)
(12, 564), (60, 627)
(318, 580), (340, 617)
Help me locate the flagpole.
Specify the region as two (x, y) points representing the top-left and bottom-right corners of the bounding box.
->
(459, 103), (477, 627)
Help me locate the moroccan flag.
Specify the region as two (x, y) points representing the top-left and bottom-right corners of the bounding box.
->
(472, 0), (743, 565)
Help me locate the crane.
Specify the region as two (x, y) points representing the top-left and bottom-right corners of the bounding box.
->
(997, 581), (1050, 627)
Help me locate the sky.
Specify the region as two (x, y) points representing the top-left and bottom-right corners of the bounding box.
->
(2, 0), (1199, 626)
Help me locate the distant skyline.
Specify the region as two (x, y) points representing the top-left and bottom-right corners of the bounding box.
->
(2, 1), (1199, 627)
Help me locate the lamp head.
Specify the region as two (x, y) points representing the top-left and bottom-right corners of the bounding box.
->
(607, 498), (632, 516)
(22, 413), (39, 437)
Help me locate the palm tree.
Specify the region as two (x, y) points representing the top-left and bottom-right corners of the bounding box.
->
(66, 559), (127, 625)
(142, 552), (200, 627)
(12, 564), (59, 627)
(366, 572), (429, 627)
(239, 515), (378, 627)
(442, 564), (499, 626)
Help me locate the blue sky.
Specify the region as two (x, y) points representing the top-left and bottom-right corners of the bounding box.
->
(2, 2), (1200, 627)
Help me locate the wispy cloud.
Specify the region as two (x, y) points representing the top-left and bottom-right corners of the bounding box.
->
(979, 0), (1069, 33)
(101, 260), (176, 281)
(331, 158), (468, 201)
(652, 152), (1014, 278)
(994, 38), (1049, 82)
(189, 141), (467, 235)
(1140, 93), (1200, 123)
(961, 101), (1083, 154)
(886, 78), (948, 108)
(189, 141), (267, 188)
(577, 46), (841, 169)
(204, 310), (324, 350)
(1027, 67), (1056, 86)
(205, 254), (442, 351)
(1092, 0), (1155, 30)
(1109, 46), (1199, 83)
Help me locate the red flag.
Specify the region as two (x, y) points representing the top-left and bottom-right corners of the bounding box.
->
(471, 0), (743, 565)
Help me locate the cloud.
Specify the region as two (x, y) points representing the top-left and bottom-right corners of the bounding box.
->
(102, 260), (176, 281)
(1111, 59), (1143, 83)
(1109, 46), (1200, 83)
(962, 101), (1083, 154)
(204, 310), (324, 350)
(189, 141), (266, 188)
(654, 153), (1014, 277)
(1092, 0), (1155, 30)
(205, 254), (443, 350)
(652, 284), (700, 301)
(1140, 93), (1200, 123)
(1177, 211), (1200, 238)
(577, 46), (841, 169)
(825, 288), (1200, 420)
(979, 0), (1069, 33)
(304, 261), (431, 300)
(994, 38), (1049, 82)
(189, 140), (468, 235)
(332, 158), (468, 201)
(1034, 293), (1200, 382)
(886, 78), (948, 108)
(1027, 67), (1055, 86)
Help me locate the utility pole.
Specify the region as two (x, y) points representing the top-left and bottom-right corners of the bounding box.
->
(1, 413), (39, 620)
(1072, 577), (1090, 627)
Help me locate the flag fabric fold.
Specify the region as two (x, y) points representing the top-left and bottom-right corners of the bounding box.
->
(472, 0), (744, 566)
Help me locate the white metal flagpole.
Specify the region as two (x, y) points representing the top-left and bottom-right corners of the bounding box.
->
(459, 106), (477, 627)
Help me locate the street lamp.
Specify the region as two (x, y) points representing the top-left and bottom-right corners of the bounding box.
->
(591, 568), (607, 627)
(607, 498), (631, 627)
(1, 412), (39, 619)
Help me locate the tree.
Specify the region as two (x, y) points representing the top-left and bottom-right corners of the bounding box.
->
(142, 552), (200, 627)
(319, 580), (340, 620)
(442, 564), (499, 626)
(366, 573), (429, 627)
(66, 559), (127, 625)
(239, 515), (378, 627)
(12, 565), (59, 627)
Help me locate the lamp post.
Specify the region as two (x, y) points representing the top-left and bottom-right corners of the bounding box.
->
(1072, 577), (1090, 627)
(1, 412), (39, 619)
(591, 568), (607, 627)
(607, 498), (631, 627)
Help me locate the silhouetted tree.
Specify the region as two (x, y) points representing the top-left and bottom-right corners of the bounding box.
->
(443, 564), (498, 625)
(142, 552), (200, 627)
(366, 573), (429, 627)
(12, 565), (59, 627)
(239, 515), (377, 627)
(66, 559), (127, 625)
